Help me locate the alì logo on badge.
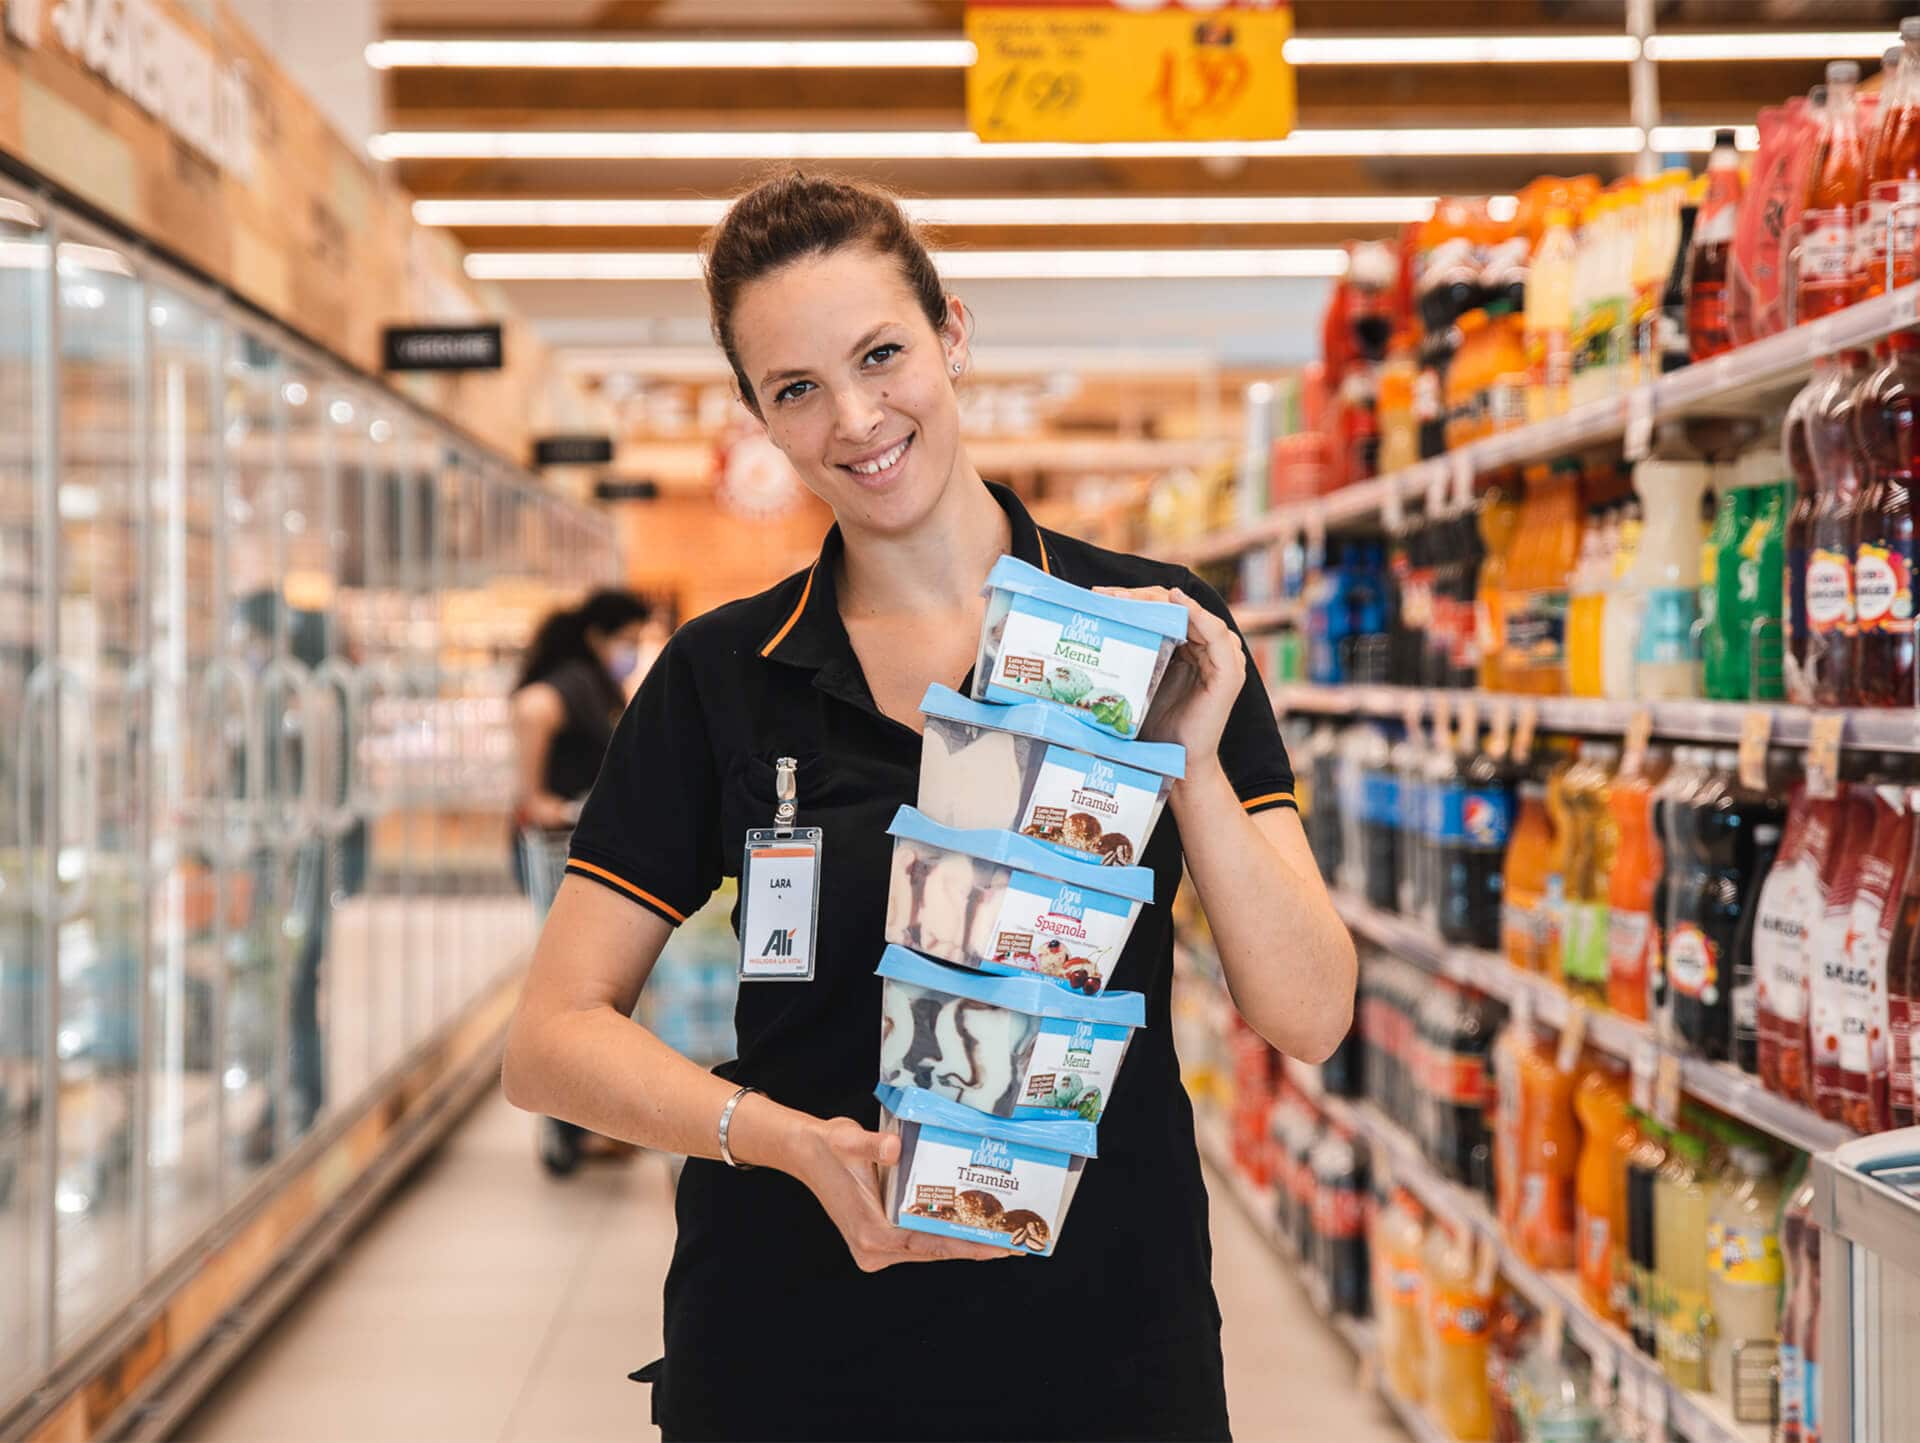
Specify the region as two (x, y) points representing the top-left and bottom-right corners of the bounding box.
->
(9, 0), (256, 180)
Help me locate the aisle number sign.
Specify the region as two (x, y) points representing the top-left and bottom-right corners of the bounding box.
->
(965, 1), (1295, 144)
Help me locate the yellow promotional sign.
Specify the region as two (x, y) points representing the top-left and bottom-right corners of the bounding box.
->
(965, 0), (1295, 144)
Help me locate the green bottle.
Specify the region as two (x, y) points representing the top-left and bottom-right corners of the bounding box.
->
(1703, 443), (1791, 701)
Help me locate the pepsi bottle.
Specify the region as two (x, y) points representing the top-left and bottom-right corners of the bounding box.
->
(1437, 718), (1516, 949)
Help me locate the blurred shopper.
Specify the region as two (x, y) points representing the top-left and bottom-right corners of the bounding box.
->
(509, 590), (653, 838)
(503, 174), (1355, 1441)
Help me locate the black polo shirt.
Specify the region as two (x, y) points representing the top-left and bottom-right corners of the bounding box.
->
(568, 482), (1294, 1443)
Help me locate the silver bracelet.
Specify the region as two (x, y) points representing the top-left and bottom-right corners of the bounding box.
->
(717, 1084), (762, 1170)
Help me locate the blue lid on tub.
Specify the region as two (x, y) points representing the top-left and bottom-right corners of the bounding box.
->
(918, 684), (1186, 779)
(875, 1083), (1101, 1158)
(876, 945), (1147, 1029)
(985, 555), (1190, 642)
(885, 805), (1156, 905)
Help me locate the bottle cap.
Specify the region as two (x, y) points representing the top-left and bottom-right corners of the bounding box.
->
(1903, 16), (1920, 41)
(1828, 60), (1860, 85)
(1714, 128), (1737, 148)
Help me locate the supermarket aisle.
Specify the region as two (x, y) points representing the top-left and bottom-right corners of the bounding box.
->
(181, 1091), (1403, 1443)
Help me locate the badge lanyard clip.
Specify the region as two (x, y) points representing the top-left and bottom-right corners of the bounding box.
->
(740, 756), (822, 982)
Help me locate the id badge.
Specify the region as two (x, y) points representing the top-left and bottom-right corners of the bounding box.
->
(739, 827), (823, 982)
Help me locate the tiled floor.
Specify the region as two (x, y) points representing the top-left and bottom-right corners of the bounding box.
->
(180, 1093), (1405, 1443)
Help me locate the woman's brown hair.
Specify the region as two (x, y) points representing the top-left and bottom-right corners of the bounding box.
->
(703, 172), (948, 415)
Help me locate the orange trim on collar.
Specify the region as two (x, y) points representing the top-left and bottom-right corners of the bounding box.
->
(1038, 532), (1052, 574)
(564, 859), (688, 924)
(1242, 791), (1296, 813)
(759, 565), (816, 658)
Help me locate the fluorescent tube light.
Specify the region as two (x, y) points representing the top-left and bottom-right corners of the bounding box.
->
(1284, 34), (1639, 64)
(414, 195), (1452, 228)
(1648, 125), (1763, 152)
(1643, 31), (1895, 62)
(372, 127), (1645, 162)
(463, 249), (1350, 281)
(365, 38), (979, 69)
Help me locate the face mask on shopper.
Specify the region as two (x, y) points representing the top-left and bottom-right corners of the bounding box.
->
(606, 645), (639, 682)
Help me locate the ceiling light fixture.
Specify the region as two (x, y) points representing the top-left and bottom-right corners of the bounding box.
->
(463, 249), (1351, 282)
(1283, 34), (1640, 64)
(414, 195), (1455, 228)
(365, 37), (979, 69)
(1648, 124), (1763, 152)
(1642, 31), (1896, 62)
(372, 127), (1646, 163)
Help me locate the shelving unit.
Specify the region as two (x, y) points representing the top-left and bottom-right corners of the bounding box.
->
(1332, 892), (1855, 1156)
(1198, 1065), (1769, 1443)
(1274, 681), (1920, 755)
(1165, 282), (1920, 566)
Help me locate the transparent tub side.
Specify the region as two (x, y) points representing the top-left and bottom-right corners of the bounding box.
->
(883, 836), (1013, 971)
(970, 589), (1015, 704)
(879, 976), (1044, 1117)
(916, 714), (1046, 834)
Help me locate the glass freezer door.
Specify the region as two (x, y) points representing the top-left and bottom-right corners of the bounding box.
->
(0, 178), (53, 1397)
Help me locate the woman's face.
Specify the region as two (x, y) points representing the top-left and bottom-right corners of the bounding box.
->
(589, 620), (649, 681)
(730, 244), (970, 536)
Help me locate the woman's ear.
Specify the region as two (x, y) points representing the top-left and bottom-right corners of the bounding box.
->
(941, 294), (973, 377)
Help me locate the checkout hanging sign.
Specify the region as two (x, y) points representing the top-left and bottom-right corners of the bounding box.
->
(964, 0), (1294, 144)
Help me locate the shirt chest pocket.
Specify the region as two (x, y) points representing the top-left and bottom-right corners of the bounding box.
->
(718, 750), (906, 879)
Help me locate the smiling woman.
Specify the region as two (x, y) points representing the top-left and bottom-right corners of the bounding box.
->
(498, 170), (1356, 1443)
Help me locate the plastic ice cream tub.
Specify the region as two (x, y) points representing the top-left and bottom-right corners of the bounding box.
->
(883, 806), (1156, 995)
(874, 1083), (1099, 1256)
(971, 555), (1190, 741)
(876, 945), (1146, 1122)
(917, 684), (1186, 868)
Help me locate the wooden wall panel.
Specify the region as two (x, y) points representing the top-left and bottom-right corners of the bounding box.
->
(0, 0), (560, 460)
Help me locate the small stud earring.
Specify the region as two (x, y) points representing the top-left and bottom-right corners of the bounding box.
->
(952, 361), (962, 374)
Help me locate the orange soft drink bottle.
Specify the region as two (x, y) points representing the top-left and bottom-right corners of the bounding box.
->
(1606, 766), (1662, 1020)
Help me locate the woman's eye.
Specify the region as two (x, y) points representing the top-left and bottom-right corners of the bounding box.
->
(774, 380), (813, 405)
(864, 344), (901, 367)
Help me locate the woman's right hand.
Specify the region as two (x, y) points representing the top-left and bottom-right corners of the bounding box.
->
(788, 1117), (1010, 1272)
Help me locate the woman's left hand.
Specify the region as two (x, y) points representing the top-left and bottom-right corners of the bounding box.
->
(1092, 585), (1244, 761)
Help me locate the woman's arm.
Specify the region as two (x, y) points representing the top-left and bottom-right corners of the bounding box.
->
(510, 683), (581, 829)
(1096, 582), (1356, 1061)
(1170, 767), (1356, 1060)
(502, 878), (1006, 1270)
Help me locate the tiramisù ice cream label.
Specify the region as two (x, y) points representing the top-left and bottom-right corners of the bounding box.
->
(898, 1123), (1074, 1254)
(1021, 747), (1164, 867)
(984, 873), (1138, 995)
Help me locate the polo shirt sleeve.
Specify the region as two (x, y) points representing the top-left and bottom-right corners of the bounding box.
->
(1181, 570), (1298, 816)
(564, 634), (723, 926)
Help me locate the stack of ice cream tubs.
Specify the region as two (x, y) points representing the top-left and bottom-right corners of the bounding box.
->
(871, 558), (1190, 1256)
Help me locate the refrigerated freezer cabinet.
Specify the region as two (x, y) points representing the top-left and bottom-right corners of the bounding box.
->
(0, 164), (621, 1442)
(1814, 1131), (1920, 1443)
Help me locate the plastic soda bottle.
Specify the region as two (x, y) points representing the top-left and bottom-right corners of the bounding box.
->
(1784, 380), (1820, 703)
(1778, 1170), (1821, 1443)
(1377, 1187), (1428, 1404)
(1709, 1142), (1786, 1405)
(1798, 62), (1868, 322)
(1625, 1119), (1669, 1355)
(1566, 505), (1613, 698)
(1527, 207), (1577, 421)
(1847, 325), (1920, 706)
(1515, 1027), (1579, 1271)
(1607, 763), (1662, 1021)
(1477, 485), (1521, 691)
(1806, 347), (1875, 706)
(1655, 1130), (1712, 1390)
(1573, 1066), (1628, 1322)
(1503, 776), (1554, 975)
(1632, 445), (1713, 699)
(1426, 1222), (1494, 1441)
(1858, 21), (1920, 301)
(1687, 129), (1743, 360)
(1562, 744), (1619, 1006)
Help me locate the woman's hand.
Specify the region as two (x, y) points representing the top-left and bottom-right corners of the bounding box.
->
(787, 1117), (1010, 1272)
(1093, 585), (1245, 761)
